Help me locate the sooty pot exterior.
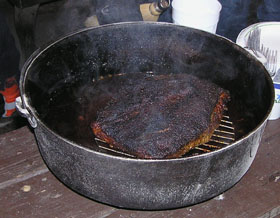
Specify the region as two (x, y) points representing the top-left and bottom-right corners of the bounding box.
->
(18, 22), (274, 209)
(34, 122), (266, 209)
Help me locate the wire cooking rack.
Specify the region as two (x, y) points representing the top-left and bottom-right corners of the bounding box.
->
(183, 111), (235, 157)
(95, 111), (235, 158)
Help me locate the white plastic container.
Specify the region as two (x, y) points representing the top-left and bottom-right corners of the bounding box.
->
(269, 82), (280, 120)
(172, 0), (222, 33)
(236, 22), (280, 120)
(236, 22), (280, 73)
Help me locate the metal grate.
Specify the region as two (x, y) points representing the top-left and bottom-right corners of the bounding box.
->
(183, 112), (235, 157)
(95, 111), (235, 158)
(95, 137), (136, 158)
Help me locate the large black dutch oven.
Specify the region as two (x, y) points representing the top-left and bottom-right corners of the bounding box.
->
(16, 22), (274, 210)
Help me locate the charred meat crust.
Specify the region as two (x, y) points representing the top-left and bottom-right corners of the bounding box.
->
(91, 73), (230, 159)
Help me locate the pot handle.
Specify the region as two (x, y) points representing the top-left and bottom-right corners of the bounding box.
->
(15, 97), (37, 128)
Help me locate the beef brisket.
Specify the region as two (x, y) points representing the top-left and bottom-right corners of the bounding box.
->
(91, 73), (230, 159)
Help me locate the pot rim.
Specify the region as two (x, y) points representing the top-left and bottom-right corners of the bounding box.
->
(19, 21), (275, 162)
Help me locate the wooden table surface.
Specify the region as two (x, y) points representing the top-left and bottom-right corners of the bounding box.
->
(0, 120), (280, 218)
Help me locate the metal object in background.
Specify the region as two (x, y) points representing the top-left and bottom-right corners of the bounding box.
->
(245, 27), (267, 64)
(246, 27), (262, 57)
(262, 47), (278, 78)
(17, 22), (274, 210)
(140, 0), (170, 22)
(149, 0), (170, 16)
(245, 27), (278, 78)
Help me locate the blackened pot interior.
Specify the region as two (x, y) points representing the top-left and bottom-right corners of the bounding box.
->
(22, 22), (274, 154)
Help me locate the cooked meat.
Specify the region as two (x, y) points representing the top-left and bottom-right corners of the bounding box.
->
(91, 73), (230, 159)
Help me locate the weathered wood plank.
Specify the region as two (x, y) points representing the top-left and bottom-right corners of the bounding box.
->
(0, 172), (117, 218)
(0, 127), (47, 186)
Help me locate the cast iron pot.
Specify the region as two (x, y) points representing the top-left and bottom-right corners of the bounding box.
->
(16, 22), (274, 210)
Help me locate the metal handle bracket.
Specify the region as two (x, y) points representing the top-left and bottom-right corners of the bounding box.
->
(15, 96), (37, 128)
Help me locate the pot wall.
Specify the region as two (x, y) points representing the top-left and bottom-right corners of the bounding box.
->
(35, 120), (266, 209)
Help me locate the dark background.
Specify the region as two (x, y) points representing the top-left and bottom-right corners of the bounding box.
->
(1, 0), (280, 65)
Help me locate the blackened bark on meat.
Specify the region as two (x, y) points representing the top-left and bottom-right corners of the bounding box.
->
(91, 73), (230, 159)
